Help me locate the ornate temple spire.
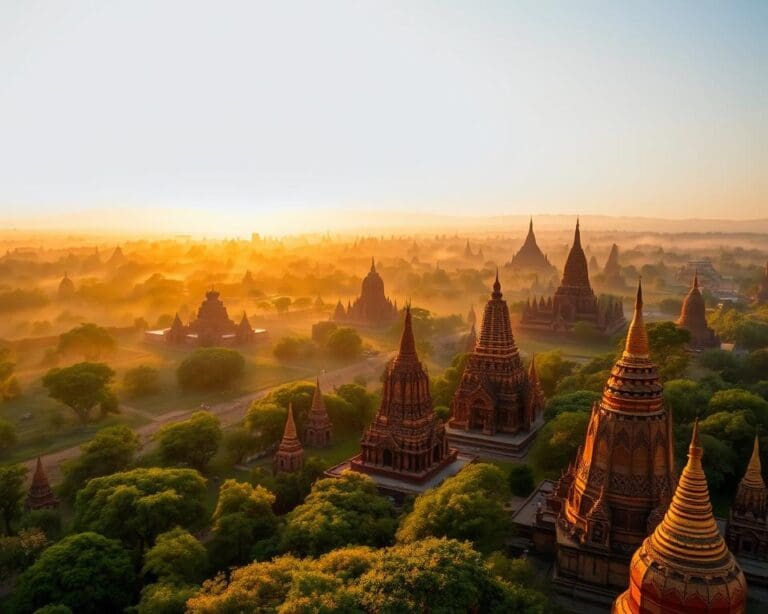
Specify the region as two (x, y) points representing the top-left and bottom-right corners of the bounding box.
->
(693, 268), (699, 290)
(492, 268), (502, 299)
(624, 279), (650, 357)
(370, 256), (376, 273)
(396, 304), (417, 361)
(26, 457), (59, 510)
(743, 434), (765, 490)
(613, 421), (748, 613)
(561, 218), (591, 287)
(273, 402), (304, 473)
(305, 378), (333, 447)
(283, 402), (298, 442)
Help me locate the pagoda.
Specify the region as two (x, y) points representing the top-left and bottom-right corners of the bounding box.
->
(602, 244), (626, 288)
(161, 291), (259, 347)
(463, 322), (477, 353)
(676, 271), (720, 350)
(25, 457), (59, 510)
(467, 305), (477, 329)
(305, 378), (333, 448)
(613, 423), (747, 614)
(273, 403), (304, 474)
(553, 281), (677, 595)
(726, 435), (768, 562)
(327, 307), (471, 502)
(333, 259), (398, 327)
(520, 220), (625, 335)
(57, 273), (76, 300)
(755, 261), (768, 303)
(506, 218), (557, 277)
(448, 273), (545, 457)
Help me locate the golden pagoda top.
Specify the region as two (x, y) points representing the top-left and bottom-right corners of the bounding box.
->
(623, 278), (650, 357)
(613, 421), (748, 613)
(742, 434), (765, 490)
(279, 402), (301, 446)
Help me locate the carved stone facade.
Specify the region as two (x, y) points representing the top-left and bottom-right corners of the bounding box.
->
(520, 220), (625, 335)
(552, 281), (676, 595)
(333, 259), (398, 327)
(449, 274), (544, 436)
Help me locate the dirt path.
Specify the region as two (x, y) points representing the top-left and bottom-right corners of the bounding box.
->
(23, 352), (395, 483)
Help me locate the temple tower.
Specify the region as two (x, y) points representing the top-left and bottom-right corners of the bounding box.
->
(613, 423), (747, 614)
(506, 218), (557, 276)
(165, 313), (187, 345)
(450, 272), (543, 436)
(25, 457), (59, 510)
(554, 280), (676, 593)
(464, 322), (477, 353)
(726, 435), (768, 560)
(603, 244), (625, 287)
(333, 258), (398, 326)
(305, 378), (333, 448)
(234, 313), (256, 344)
(677, 271), (719, 350)
(57, 273), (76, 300)
(273, 403), (304, 474)
(351, 306), (457, 479)
(189, 290), (236, 345)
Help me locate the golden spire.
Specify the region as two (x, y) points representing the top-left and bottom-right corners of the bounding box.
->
(742, 434), (765, 490)
(310, 378), (326, 415)
(397, 304), (417, 359)
(282, 402), (299, 442)
(623, 278), (649, 357)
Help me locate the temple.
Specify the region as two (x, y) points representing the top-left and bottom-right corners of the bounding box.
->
(333, 258), (398, 327)
(676, 271), (720, 350)
(273, 403), (304, 474)
(144, 290), (265, 347)
(57, 273), (76, 300)
(25, 457), (59, 510)
(304, 378), (333, 447)
(613, 422), (747, 614)
(726, 436), (768, 566)
(326, 306), (473, 502)
(602, 244), (626, 288)
(755, 261), (768, 303)
(546, 282), (677, 598)
(447, 273), (545, 459)
(506, 218), (557, 277)
(520, 220), (625, 335)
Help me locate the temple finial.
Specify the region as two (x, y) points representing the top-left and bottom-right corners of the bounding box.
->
(624, 278), (649, 356)
(370, 257), (376, 273)
(398, 304), (417, 358)
(492, 268), (502, 298)
(573, 217), (581, 247)
(693, 268), (699, 290)
(690, 418), (701, 455)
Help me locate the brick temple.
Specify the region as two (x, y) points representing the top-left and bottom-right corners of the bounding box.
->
(304, 378), (333, 448)
(273, 403), (304, 474)
(506, 218), (557, 277)
(25, 457), (59, 510)
(676, 271), (720, 350)
(520, 220), (625, 335)
(447, 272), (545, 459)
(326, 306), (473, 502)
(333, 258), (398, 327)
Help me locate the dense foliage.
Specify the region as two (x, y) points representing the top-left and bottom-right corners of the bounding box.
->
(176, 347), (245, 391)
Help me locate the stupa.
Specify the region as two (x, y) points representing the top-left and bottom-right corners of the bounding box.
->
(333, 258), (398, 327)
(613, 422), (748, 614)
(25, 457), (59, 510)
(726, 435), (768, 562)
(506, 218), (557, 277)
(326, 306), (473, 502)
(602, 244), (626, 288)
(447, 273), (545, 458)
(676, 271), (720, 350)
(552, 281), (676, 596)
(520, 220), (625, 335)
(304, 379), (333, 447)
(273, 403), (304, 474)
(57, 273), (76, 300)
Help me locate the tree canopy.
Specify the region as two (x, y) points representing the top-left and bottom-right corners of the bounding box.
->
(142, 527), (208, 585)
(176, 347), (245, 391)
(57, 323), (117, 360)
(529, 410), (590, 478)
(0, 463), (28, 535)
(42, 362), (117, 424)
(156, 411), (222, 472)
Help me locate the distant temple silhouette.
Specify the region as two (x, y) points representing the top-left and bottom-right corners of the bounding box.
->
(520, 220), (625, 335)
(676, 271), (720, 350)
(601, 243), (626, 288)
(506, 218), (557, 277)
(26, 457), (59, 510)
(333, 258), (398, 327)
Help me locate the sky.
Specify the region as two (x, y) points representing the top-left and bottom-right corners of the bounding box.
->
(0, 1), (766, 234)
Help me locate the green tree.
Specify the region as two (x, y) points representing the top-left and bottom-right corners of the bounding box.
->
(0, 347), (20, 400)
(74, 467), (207, 551)
(156, 411), (222, 472)
(664, 379), (710, 424)
(333, 382), (378, 430)
(142, 527), (208, 584)
(508, 464), (535, 496)
(60, 424), (140, 500)
(57, 323), (117, 360)
(324, 327), (363, 360)
(0, 463), (27, 535)
(223, 426), (258, 464)
(280, 471), (397, 557)
(0, 418), (17, 454)
(18, 509), (63, 540)
(397, 463), (509, 553)
(138, 582), (197, 614)
(12, 532), (135, 614)
(0, 528), (48, 579)
(311, 320), (338, 345)
(646, 321), (691, 380)
(42, 362), (117, 425)
(272, 336), (316, 362)
(176, 347), (245, 391)
(245, 401), (288, 448)
(529, 411), (590, 478)
(544, 390), (600, 420)
(430, 353), (470, 406)
(123, 364), (161, 399)
(532, 350), (577, 396)
(708, 389), (768, 425)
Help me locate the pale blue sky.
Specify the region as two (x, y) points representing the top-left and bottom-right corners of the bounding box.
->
(0, 1), (766, 231)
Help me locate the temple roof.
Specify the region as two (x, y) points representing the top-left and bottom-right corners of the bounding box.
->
(508, 218), (554, 271)
(561, 219), (591, 287)
(276, 403), (303, 454)
(392, 304), (418, 367)
(677, 270), (708, 328)
(474, 272), (520, 357)
(30, 456), (51, 490)
(742, 434), (765, 490)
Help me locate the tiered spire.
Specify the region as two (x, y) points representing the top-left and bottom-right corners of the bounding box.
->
(624, 279), (650, 356)
(677, 269), (720, 349)
(561, 218), (591, 288)
(305, 378), (333, 447)
(273, 403), (304, 474)
(25, 457), (59, 510)
(613, 422), (748, 613)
